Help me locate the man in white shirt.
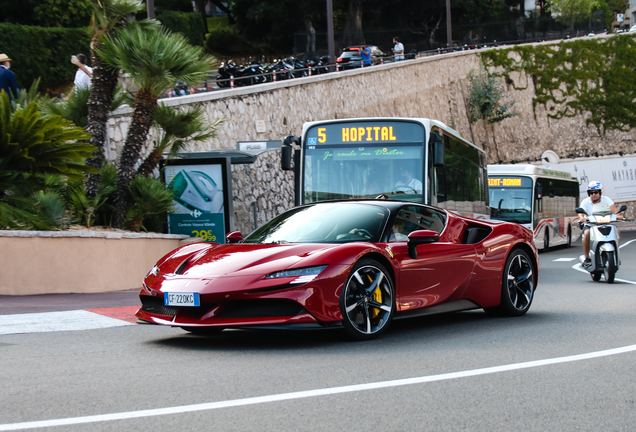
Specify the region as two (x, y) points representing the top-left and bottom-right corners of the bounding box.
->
(71, 53), (93, 90)
(578, 181), (623, 267)
(392, 37), (404, 61)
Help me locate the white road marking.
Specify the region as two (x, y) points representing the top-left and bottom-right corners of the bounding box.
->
(570, 238), (636, 284)
(0, 310), (133, 335)
(1, 343), (636, 431)
(553, 258), (577, 262)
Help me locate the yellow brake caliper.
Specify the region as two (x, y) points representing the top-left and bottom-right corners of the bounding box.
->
(368, 274), (382, 318)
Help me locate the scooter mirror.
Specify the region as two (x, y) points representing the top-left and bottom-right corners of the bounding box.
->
(575, 207), (587, 214)
(619, 204), (627, 213)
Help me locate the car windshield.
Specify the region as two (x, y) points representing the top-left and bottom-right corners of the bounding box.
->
(243, 203), (389, 244)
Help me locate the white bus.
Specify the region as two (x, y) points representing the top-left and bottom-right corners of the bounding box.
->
(488, 164), (581, 251)
(282, 118), (489, 219)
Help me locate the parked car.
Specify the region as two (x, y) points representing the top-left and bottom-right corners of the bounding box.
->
(336, 46), (386, 70)
(136, 199), (539, 340)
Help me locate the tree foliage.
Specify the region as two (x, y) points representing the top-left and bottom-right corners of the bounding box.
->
(467, 69), (519, 124)
(0, 0), (92, 27)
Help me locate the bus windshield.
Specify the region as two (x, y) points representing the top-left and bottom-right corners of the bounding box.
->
(302, 121), (425, 203)
(489, 176), (533, 224)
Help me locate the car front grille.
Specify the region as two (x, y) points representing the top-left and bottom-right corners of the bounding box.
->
(216, 300), (306, 319)
(139, 295), (178, 317)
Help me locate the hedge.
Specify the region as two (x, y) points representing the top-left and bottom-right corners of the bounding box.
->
(0, 23), (91, 93)
(156, 11), (205, 46)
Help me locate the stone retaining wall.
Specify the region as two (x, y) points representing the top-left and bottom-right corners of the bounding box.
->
(105, 41), (636, 233)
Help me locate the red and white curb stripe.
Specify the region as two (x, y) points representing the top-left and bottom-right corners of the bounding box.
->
(0, 306), (139, 335)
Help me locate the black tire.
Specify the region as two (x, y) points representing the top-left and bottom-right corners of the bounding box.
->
(603, 252), (616, 283)
(591, 271), (602, 281)
(181, 327), (223, 335)
(339, 259), (395, 340)
(543, 228), (550, 252)
(484, 249), (535, 317)
(566, 227), (572, 247)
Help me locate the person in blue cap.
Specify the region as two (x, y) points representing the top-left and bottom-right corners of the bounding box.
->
(578, 181), (623, 267)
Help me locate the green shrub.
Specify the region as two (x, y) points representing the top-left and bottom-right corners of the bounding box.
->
(156, 11), (205, 46)
(205, 27), (253, 56)
(0, 23), (91, 93)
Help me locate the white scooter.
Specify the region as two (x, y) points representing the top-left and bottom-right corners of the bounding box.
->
(575, 203), (627, 283)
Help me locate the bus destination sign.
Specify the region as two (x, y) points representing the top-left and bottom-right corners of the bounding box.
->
(488, 177), (522, 187)
(306, 121), (424, 146)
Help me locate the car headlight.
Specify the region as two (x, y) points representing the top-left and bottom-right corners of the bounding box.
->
(147, 265), (160, 277)
(266, 265), (327, 284)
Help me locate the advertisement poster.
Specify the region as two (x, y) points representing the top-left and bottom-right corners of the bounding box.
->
(544, 155), (636, 202)
(164, 164), (226, 242)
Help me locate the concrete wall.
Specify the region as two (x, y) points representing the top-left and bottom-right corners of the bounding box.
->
(105, 43), (636, 233)
(0, 231), (188, 295)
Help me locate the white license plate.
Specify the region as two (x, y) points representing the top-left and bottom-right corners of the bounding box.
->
(164, 292), (200, 307)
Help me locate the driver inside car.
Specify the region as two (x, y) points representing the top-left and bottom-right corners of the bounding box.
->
(394, 166), (423, 194)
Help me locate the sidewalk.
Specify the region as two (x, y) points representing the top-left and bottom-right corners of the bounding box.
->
(0, 289), (140, 315)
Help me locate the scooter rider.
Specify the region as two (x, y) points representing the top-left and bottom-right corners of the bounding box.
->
(579, 181), (623, 267)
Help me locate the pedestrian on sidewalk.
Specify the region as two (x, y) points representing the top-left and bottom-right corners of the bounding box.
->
(0, 53), (19, 100)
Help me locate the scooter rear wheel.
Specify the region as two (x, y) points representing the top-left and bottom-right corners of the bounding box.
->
(603, 252), (616, 283)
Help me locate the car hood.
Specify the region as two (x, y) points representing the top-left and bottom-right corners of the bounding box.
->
(172, 243), (343, 278)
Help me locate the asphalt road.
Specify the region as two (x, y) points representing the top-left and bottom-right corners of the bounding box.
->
(1, 232), (635, 431)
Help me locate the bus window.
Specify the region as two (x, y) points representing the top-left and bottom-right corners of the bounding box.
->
(489, 176), (534, 224)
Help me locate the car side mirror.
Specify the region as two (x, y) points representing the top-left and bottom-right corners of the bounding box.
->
(226, 231), (243, 243)
(407, 230), (440, 259)
(575, 207), (587, 215)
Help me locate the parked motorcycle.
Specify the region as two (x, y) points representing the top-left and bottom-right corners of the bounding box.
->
(576, 203), (627, 283)
(306, 56), (331, 74)
(217, 60), (266, 88)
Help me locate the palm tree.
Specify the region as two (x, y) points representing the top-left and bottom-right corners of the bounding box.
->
(97, 25), (215, 228)
(84, 0), (155, 198)
(0, 91), (97, 229)
(136, 103), (222, 177)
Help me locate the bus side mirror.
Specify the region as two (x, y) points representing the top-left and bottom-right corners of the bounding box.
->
(281, 135), (300, 171)
(281, 143), (293, 171)
(431, 133), (444, 168)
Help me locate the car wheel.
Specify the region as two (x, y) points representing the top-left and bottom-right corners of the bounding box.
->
(485, 248), (535, 317)
(566, 227), (572, 247)
(181, 327), (224, 335)
(602, 252), (616, 283)
(339, 259), (395, 340)
(591, 271), (602, 281)
(543, 228), (550, 252)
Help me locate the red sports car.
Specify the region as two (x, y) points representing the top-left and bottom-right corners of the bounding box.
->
(136, 200), (538, 340)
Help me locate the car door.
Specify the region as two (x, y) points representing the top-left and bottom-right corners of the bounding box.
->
(387, 205), (476, 311)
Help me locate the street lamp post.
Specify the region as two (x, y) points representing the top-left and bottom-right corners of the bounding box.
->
(147, 0), (155, 19)
(327, 0), (335, 71)
(446, 0), (452, 48)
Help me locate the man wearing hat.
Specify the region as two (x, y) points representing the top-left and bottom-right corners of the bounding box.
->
(0, 53), (19, 100)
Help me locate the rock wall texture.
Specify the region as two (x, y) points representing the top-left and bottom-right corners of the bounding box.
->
(105, 45), (636, 233)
